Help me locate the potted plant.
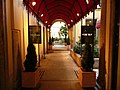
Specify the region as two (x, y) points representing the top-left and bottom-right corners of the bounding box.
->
(22, 41), (40, 88)
(73, 41), (82, 54)
(66, 37), (70, 50)
(24, 41), (37, 71)
(52, 37), (54, 46)
(49, 37), (52, 49)
(78, 39), (96, 87)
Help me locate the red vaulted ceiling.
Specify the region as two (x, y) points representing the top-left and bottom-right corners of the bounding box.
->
(23, 0), (100, 28)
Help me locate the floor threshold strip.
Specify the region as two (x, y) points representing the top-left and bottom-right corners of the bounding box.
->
(74, 70), (79, 78)
(39, 70), (45, 79)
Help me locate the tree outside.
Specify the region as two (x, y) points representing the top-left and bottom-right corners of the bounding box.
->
(59, 24), (68, 43)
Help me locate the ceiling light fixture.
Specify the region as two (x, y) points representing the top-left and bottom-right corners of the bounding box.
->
(45, 21), (48, 23)
(32, 1), (36, 6)
(86, 0), (89, 4)
(41, 14), (43, 17)
(77, 13), (80, 16)
(71, 20), (73, 22)
(68, 24), (70, 26)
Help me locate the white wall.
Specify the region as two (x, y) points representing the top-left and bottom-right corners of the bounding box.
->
(75, 21), (81, 42)
(14, 0), (23, 29)
(23, 8), (28, 59)
(13, 0), (46, 65)
(13, 0), (26, 62)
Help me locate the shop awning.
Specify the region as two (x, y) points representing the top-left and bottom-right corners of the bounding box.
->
(23, 0), (100, 28)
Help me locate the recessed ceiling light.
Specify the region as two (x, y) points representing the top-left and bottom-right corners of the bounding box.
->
(41, 14), (43, 17)
(68, 24), (70, 26)
(77, 13), (79, 16)
(86, 0), (89, 4)
(45, 21), (48, 23)
(71, 20), (73, 22)
(32, 1), (36, 6)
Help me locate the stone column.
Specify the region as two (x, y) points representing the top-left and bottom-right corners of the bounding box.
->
(0, 0), (12, 90)
(117, 20), (120, 90)
(43, 27), (46, 59)
(46, 28), (48, 53)
(97, 0), (106, 89)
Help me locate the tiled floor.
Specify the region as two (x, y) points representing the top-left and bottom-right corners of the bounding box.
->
(23, 45), (97, 90)
(39, 50), (81, 90)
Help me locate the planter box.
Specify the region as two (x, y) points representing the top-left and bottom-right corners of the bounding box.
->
(70, 50), (99, 69)
(49, 45), (52, 50)
(78, 68), (96, 87)
(52, 42), (54, 46)
(66, 45), (71, 50)
(70, 49), (81, 67)
(22, 68), (40, 88)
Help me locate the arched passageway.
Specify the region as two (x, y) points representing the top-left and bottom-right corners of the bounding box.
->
(50, 21), (69, 50)
(2, 0), (120, 90)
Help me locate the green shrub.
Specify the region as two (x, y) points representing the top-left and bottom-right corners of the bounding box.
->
(94, 46), (99, 57)
(49, 37), (52, 45)
(52, 37), (54, 42)
(73, 42), (82, 54)
(24, 41), (37, 72)
(55, 37), (59, 41)
(81, 41), (94, 72)
(67, 37), (70, 45)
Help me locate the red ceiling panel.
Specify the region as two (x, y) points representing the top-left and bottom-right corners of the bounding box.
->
(23, 0), (100, 28)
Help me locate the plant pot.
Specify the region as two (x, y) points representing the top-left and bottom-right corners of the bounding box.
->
(65, 43), (67, 46)
(49, 45), (52, 50)
(78, 67), (96, 87)
(52, 42), (54, 46)
(66, 45), (70, 50)
(22, 68), (40, 88)
(59, 39), (62, 44)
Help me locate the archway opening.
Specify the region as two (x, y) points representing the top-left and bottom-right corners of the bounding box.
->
(50, 21), (68, 50)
